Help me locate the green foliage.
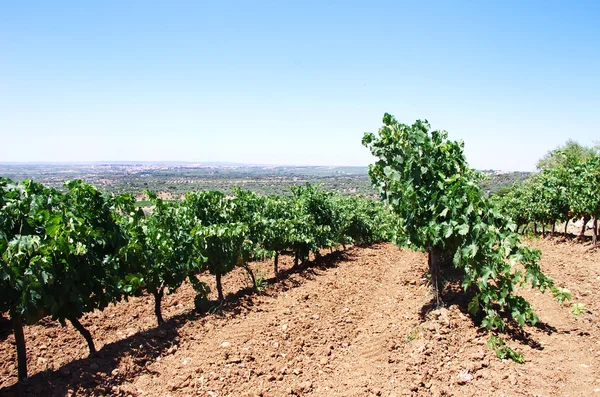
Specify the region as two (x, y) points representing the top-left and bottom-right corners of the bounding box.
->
(1, 175), (398, 380)
(39, 180), (129, 324)
(568, 155), (600, 221)
(0, 178), (58, 323)
(536, 140), (596, 171)
(193, 222), (249, 277)
(260, 196), (299, 255)
(1, 178), (129, 324)
(495, 140), (599, 242)
(571, 302), (586, 317)
(1, 178), (133, 379)
(118, 191), (205, 324)
(363, 113), (567, 331)
(251, 269), (268, 291)
(337, 196), (396, 245)
(291, 184), (339, 252)
(487, 335), (525, 363)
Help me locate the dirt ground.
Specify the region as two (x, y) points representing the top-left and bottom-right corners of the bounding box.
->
(1, 237), (599, 397)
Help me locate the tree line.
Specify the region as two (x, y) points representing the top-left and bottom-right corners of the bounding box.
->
(493, 140), (600, 245)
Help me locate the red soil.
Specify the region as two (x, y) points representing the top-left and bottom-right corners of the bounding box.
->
(1, 238), (599, 396)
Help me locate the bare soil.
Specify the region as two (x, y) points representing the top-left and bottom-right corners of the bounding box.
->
(1, 238), (599, 396)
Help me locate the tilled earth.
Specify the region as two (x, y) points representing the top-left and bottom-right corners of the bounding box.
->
(1, 238), (599, 396)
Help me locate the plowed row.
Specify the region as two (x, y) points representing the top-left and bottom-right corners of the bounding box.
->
(1, 239), (599, 396)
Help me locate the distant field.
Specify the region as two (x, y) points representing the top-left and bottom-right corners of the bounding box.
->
(0, 163), (530, 198)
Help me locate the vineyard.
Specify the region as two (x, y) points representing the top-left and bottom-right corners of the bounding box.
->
(494, 140), (600, 244)
(0, 178), (396, 382)
(1, 114), (599, 395)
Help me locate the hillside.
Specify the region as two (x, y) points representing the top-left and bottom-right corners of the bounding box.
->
(1, 239), (598, 396)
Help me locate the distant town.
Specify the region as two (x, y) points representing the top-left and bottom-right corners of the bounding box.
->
(0, 163), (530, 199)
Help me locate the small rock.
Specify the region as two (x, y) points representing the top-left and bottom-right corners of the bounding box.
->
(312, 314), (320, 320)
(226, 356), (242, 364)
(457, 370), (473, 384)
(220, 342), (231, 348)
(298, 381), (313, 392)
(281, 324), (288, 332)
(90, 363), (99, 371)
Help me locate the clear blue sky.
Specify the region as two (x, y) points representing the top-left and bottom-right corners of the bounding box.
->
(1, 1), (598, 171)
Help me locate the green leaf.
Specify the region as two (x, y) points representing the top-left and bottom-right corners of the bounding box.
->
(456, 224), (469, 236)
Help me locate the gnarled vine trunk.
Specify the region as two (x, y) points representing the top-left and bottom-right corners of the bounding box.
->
(242, 263), (256, 289)
(593, 217), (598, 246)
(273, 252), (279, 275)
(580, 216), (589, 240)
(152, 288), (165, 326)
(216, 271), (224, 302)
(11, 309), (27, 381)
(68, 316), (96, 355)
(564, 220), (569, 235)
(428, 247), (443, 307)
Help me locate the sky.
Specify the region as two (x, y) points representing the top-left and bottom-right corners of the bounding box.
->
(1, 1), (598, 171)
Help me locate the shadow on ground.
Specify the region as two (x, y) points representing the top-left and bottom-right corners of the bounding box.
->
(417, 263), (558, 353)
(0, 247), (359, 396)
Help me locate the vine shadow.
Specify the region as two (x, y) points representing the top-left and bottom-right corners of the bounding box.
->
(0, 316), (12, 342)
(418, 264), (557, 351)
(0, 245), (361, 396)
(198, 247), (356, 318)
